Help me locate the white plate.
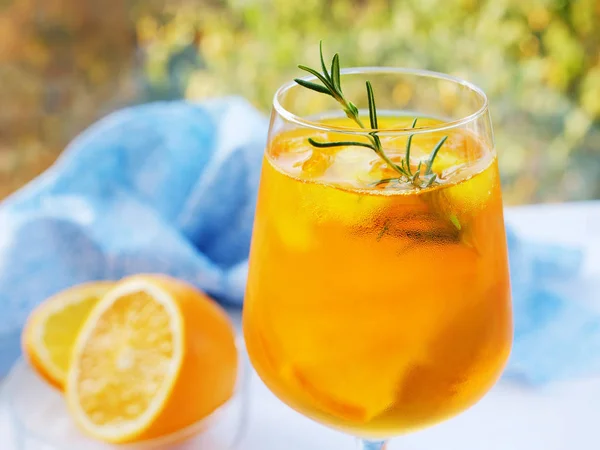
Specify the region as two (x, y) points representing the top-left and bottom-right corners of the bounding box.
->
(1, 354), (250, 450)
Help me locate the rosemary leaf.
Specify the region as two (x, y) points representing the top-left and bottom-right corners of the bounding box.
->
(298, 65), (334, 91)
(347, 101), (360, 117)
(331, 53), (341, 92)
(377, 219), (390, 241)
(319, 41), (331, 82)
(405, 118), (418, 176)
(425, 136), (448, 175)
(294, 78), (332, 95)
(366, 81), (378, 129)
(308, 138), (374, 149)
(373, 177), (400, 186)
(412, 170), (421, 183)
(426, 175), (438, 187)
(449, 213), (462, 231)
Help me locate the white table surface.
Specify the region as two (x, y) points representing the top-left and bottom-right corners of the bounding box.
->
(2, 201), (600, 449)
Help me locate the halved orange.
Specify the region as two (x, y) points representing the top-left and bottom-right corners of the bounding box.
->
(65, 274), (238, 444)
(22, 282), (114, 390)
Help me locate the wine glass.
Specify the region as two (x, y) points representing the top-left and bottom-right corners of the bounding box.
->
(243, 65), (512, 450)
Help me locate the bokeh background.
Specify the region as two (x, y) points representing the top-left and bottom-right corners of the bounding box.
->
(1, 0), (599, 203)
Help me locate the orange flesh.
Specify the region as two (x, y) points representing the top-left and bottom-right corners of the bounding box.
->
(41, 296), (99, 378)
(22, 282), (114, 390)
(75, 292), (175, 428)
(243, 117), (513, 437)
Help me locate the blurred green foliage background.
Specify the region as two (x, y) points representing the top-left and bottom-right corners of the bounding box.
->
(1, 0), (598, 203)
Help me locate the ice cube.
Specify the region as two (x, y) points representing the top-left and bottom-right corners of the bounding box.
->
(328, 147), (383, 186)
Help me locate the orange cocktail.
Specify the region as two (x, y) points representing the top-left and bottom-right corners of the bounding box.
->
(243, 60), (512, 448)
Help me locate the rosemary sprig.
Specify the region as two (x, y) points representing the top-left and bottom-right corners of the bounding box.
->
(294, 42), (448, 189)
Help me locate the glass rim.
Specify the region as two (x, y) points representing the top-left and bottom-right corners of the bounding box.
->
(273, 66), (489, 136)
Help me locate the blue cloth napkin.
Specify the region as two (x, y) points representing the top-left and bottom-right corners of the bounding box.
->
(504, 229), (598, 385)
(0, 98), (266, 375)
(0, 98), (595, 386)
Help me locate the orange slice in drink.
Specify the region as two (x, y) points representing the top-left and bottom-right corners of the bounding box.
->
(66, 274), (238, 444)
(22, 282), (114, 390)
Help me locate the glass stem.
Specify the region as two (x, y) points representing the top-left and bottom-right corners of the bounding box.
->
(358, 440), (388, 450)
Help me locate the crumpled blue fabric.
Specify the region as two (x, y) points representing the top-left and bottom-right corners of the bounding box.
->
(0, 97), (595, 386)
(0, 98), (266, 375)
(503, 228), (597, 385)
